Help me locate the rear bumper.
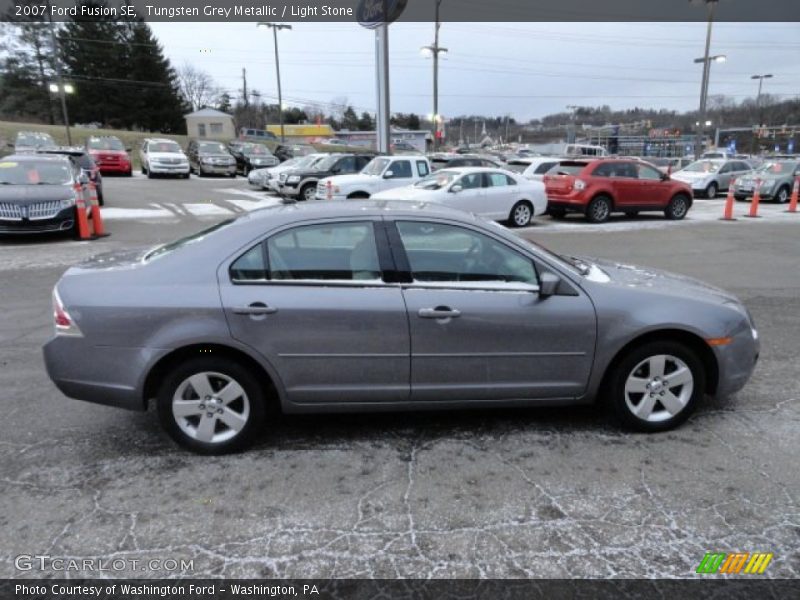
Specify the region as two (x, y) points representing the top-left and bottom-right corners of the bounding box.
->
(43, 336), (164, 412)
(96, 163), (131, 174)
(547, 196), (589, 211)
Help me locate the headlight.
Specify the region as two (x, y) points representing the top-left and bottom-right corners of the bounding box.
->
(60, 197), (76, 208)
(287, 175), (300, 184)
(760, 180), (774, 190)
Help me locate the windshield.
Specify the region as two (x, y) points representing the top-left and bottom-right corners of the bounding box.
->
(414, 170), (460, 190)
(149, 141), (181, 153)
(0, 160), (72, 185)
(16, 133), (55, 147)
(362, 157), (391, 175)
(683, 160), (722, 173)
(243, 144), (271, 156)
(144, 219), (235, 261)
(199, 142), (227, 153)
(755, 161), (797, 174)
(87, 137), (124, 151)
(314, 156), (341, 170)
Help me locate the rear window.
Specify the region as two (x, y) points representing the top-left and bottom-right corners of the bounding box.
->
(552, 161), (588, 176)
(533, 161), (558, 174)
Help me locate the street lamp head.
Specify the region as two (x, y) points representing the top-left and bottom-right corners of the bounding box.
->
(712, 55), (726, 63)
(48, 83), (59, 93)
(257, 22), (292, 30)
(63, 84), (74, 94)
(752, 74), (773, 79)
(420, 46), (433, 57)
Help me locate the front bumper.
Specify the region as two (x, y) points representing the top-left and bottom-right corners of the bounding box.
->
(43, 336), (165, 412)
(281, 182), (302, 197)
(734, 187), (777, 201)
(199, 163), (236, 175)
(712, 324), (760, 398)
(0, 207), (76, 234)
(149, 163), (190, 175)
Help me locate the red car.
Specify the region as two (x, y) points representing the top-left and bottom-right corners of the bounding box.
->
(85, 135), (132, 176)
(544, 158), (693, 223)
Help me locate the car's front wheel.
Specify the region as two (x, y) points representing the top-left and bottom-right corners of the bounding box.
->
(775, 186), (790, 204)
(156, 357), (266, 454)
(300, 183), (317, 202)
(705, 182), (718, 198)
(508, 200), (533, 227)
(665, 194), (690, 220)
(608, 341), (705, 432)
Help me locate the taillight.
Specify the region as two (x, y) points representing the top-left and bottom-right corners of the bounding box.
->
(53, 287), (82, 337)
(574, 179), (586, 191)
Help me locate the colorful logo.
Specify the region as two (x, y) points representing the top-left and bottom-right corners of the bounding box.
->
(696, 552), (773, 575)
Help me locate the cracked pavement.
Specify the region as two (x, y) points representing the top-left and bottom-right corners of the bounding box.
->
(0, 178), (798, 579)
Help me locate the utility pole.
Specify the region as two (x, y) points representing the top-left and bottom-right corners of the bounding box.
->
(421, 0), (447, 151)
(752, 74), (773, 127)
(257, 22), (292, 142)
(242, 68), (248, 108)
(45, 0), (71, 145)
(693, 0), (720, 158)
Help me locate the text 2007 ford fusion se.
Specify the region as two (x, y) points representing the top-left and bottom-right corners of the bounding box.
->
(43, 201), (759, 454)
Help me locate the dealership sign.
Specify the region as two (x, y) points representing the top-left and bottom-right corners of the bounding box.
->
(357, 0), (408, 28)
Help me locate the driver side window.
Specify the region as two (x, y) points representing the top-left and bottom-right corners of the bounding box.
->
(395, 221), (537, 287)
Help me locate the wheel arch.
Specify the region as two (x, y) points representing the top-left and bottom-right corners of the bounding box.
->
(599, 328), (719, 397)
(590, 190), (616, 209)
(346, 190), (371, 199)
(142, 343), (282, 412)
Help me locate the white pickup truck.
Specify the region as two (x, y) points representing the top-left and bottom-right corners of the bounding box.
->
(315, 155), (432, 200)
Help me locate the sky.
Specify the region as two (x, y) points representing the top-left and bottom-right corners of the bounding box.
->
(148, 21), (800, 122)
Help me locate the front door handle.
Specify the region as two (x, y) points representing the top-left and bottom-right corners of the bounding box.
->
(418, 306), (461, 319)
(233, 302), (278, 316)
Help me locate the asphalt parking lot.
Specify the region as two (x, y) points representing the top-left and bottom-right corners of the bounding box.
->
(1, 175), (798, 579)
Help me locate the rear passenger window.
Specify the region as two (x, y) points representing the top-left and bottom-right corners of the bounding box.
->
(267, 222), (382, 281)
(230, 244), (268, 282)
(389, 160), (412, 178)
(416, 160), (429, 177)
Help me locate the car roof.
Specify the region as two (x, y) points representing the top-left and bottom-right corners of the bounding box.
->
(37, 146), (87, 156)
(3, 153), (72, 163)
(429, 166), (512, 175)
(145, 138), (179, 143)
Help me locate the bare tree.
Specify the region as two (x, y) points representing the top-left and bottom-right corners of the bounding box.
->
(177, 62), (222, 111)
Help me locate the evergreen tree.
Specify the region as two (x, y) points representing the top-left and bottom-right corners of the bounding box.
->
(357, 111), (374, 131)
(341, 106), (359, 130)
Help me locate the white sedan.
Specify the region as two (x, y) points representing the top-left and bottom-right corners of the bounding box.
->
(371, 167), (547, 227)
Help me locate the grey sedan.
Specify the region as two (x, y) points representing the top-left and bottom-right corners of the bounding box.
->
(43, 201), (760, 453)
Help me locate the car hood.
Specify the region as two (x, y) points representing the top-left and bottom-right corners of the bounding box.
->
(322, 173), (379, 187)
(372, 185), (436, 200)
(587, 257), (738, 303)
(0, 184), (74, 204)
(148, 152), (186, 161)
(738, 172), (783, 182)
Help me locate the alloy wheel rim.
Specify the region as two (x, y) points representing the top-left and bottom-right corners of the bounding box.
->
(778, 188), (788, 203)
(172, 371), (250, 444)
(514, 204), (531, 225)
(593, 201), (609, 221)
(624, 354), (693, 423)
(304, 186), (316, 201)
(673, 198), (687, 217)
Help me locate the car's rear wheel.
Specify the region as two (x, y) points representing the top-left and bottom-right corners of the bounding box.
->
(508, 200), (533, 227)
(665, 194), (689, 220)
(300, 183), (317, 202)
(705, 182), (718, 198)
(156, 357), (266, 454)
(608, 341), (705, 432)
(775, 186), (790, 204)
(586, 195), (612, 223)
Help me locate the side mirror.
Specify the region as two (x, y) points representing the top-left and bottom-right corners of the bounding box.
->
(450, 184), (463, 193)
(383, 170), (394, 179)
(661, 172), (670, 181)
(539, 272), (561, 297)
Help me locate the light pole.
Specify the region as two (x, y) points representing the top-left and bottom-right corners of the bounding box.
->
(421, 0), (446, 151)
(46, 2), (72, 145)
(751, 74), (773, 126)
(257, 22), (292, 143)
(692, 0), (721, 157)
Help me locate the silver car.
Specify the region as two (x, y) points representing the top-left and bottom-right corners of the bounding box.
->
(43, 201), (760, 453)
(733, 159), (800, 204)
(671, 159), (753, 198)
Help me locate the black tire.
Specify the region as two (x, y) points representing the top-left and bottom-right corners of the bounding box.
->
(608, 341), (705, 432)
(775, 186), (790, 204)
(98, 190), (105, 207)
(146, 164), (153, 179)
(300, 183), (317, 202)
(156, 356), (266, 454)
(508, 200), (533, 227)
(125, 170), (132, 177)
(243, 165), (250, 176)
(548, 207), (567, 219)
(586, 195), (612, 223)
(665, 194), (690, 220)
(347, 192), (370, 200)
(705, 182), (717, 199)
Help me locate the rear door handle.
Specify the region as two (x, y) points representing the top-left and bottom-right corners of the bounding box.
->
(233, 302), (278, 316)
(418, 307), (461, 319)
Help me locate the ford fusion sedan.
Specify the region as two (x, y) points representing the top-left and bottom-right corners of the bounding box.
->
(0, 154), (91, 235)
(671, 159), (752, 198)
(44, 201), (759, 454)
(372, 167), (546, 227)
(733, 159), (800, 204)
(139, 138), (190, 178)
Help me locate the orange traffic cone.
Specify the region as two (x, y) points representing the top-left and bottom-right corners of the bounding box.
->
(786, 176), (799, 214)
(87, 182), (109, 238)
(73, 183), (92, 240)
(743, 178), (762, 219)
(720, 178), (737, 221)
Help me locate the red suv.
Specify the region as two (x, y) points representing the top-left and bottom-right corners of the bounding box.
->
(543, 158), (693, 223)
(85, 135), (132, 176)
